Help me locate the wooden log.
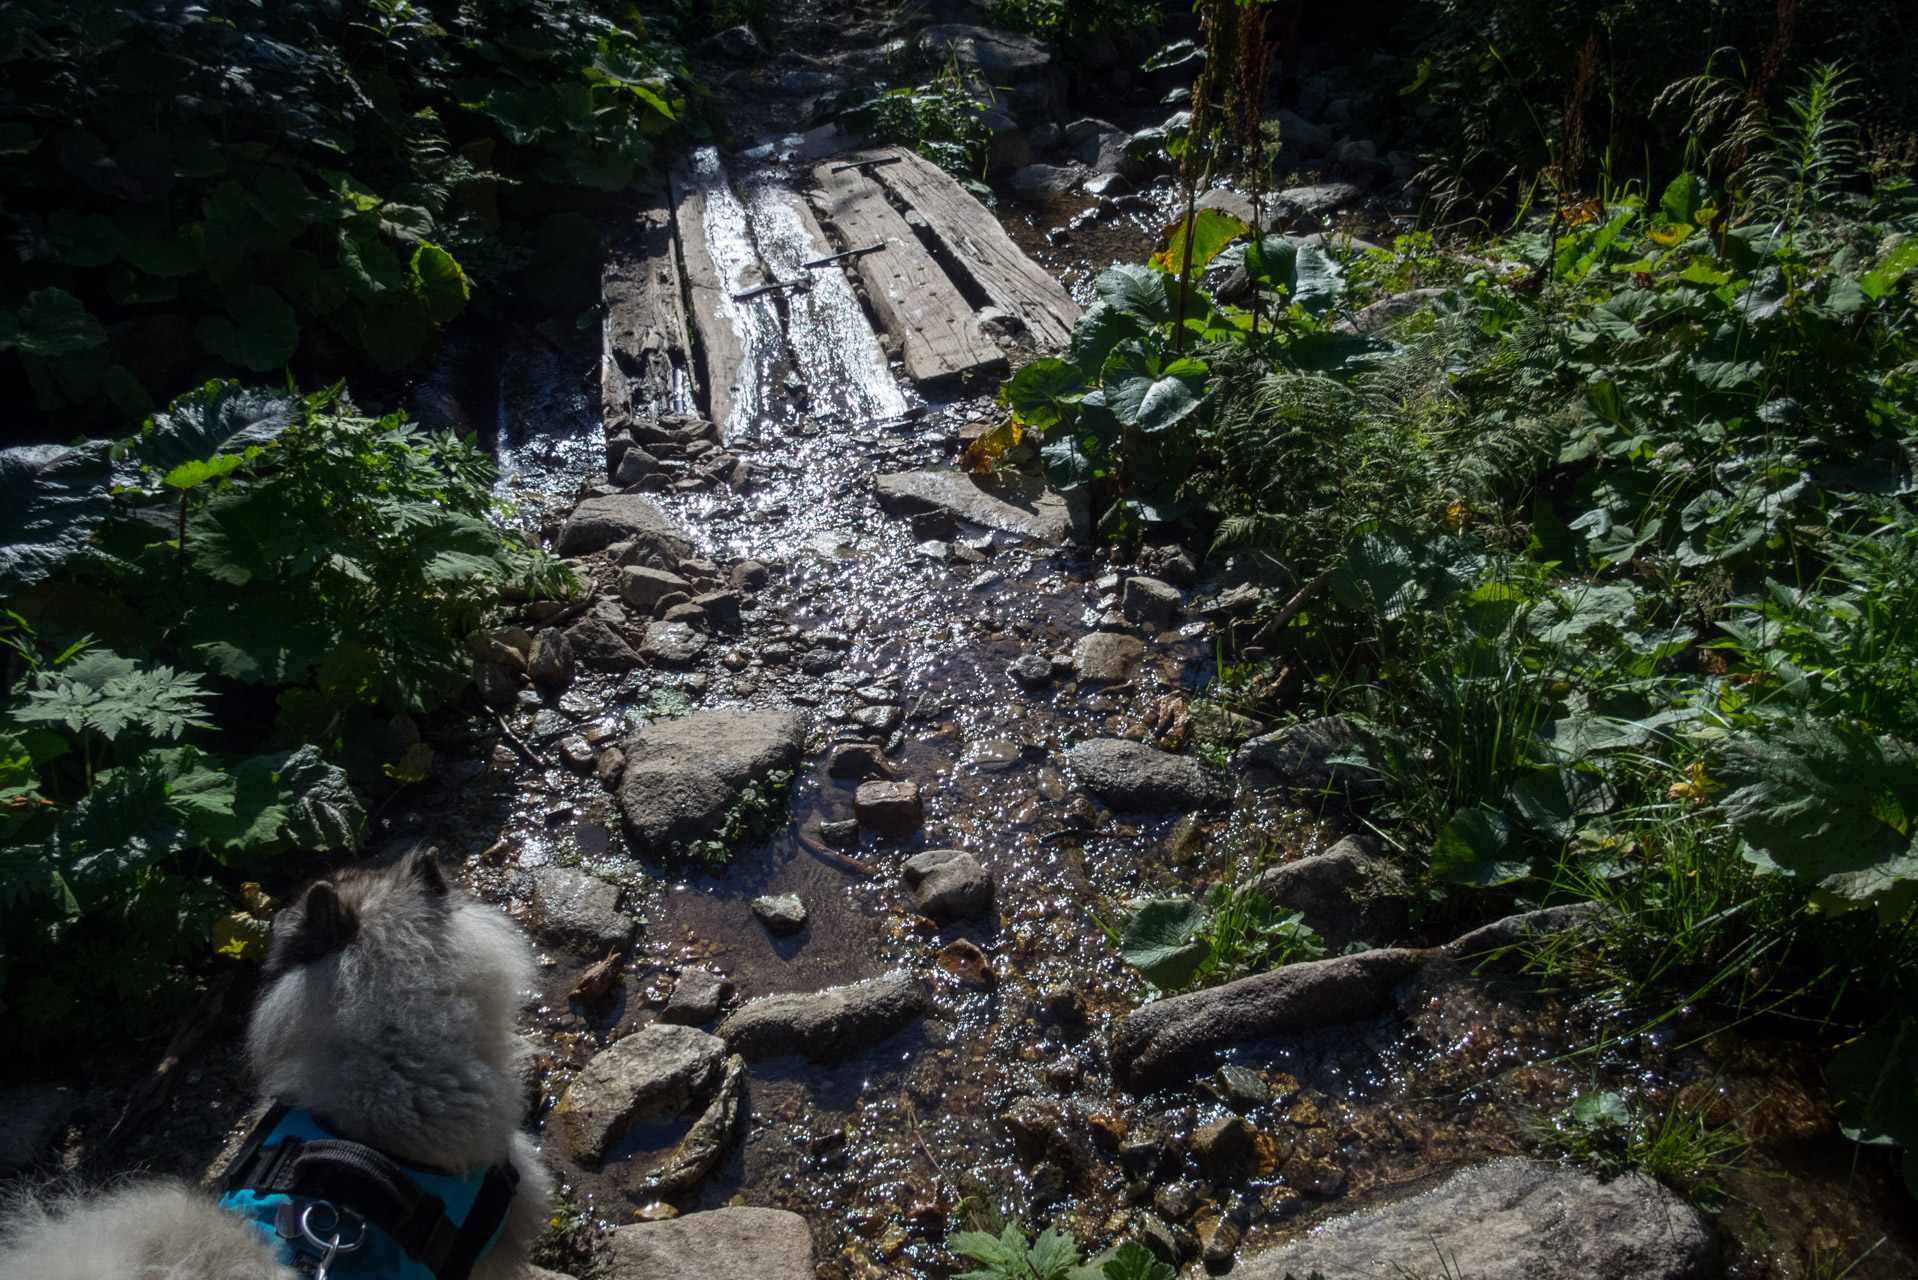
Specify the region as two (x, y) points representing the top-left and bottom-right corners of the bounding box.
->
(809, 162), (1008, 390)
(669, 165), (750, 434)
(867, 146), (1082, 350)
(601, 194), (692, 428)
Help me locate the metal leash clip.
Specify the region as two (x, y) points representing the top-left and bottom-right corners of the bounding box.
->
(297, 1200), (368, 1280)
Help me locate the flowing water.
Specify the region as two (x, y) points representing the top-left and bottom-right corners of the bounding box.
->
(387, 137), (1918, 1280)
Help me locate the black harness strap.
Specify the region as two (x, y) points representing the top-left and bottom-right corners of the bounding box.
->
(220, 1107), (515, 1280)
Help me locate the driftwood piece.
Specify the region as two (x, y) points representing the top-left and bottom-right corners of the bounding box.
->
(809, 161), (1007, 389)
(601, 194), (692, 428)
(867, 146), (1082, 349)
(669, 164), (750, 433)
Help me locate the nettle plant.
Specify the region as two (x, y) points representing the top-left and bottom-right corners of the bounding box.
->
(0, 380), (563, 1044)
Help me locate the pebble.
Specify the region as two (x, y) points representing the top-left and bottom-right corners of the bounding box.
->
(827, 742), (893, 781)
(818, 819), (860, 847)
(1007, 652), (1053, 689)
(799, 649), (843, 675)
(641, 620), (708, 664)
(850, 705), (902, 734)
(661, 968), (735, 1025)
(854, 779), (923, 833)
(1042, 987), (1087, 1023)
(751, 893), (809, 936)
(558, 736), (596, 771)
(935, 938), (997, 990)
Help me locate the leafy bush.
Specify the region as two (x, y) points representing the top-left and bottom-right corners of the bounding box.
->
(0, 0), (709, 434)
(1111, 881), (1326, 993)
(1530, 1089), (1745, 1210)
(817, 68), (995, 182)
(952, 1230), (1174, 1280)
(0, 380), (559, 1046)
(985, 0), (1162, 44)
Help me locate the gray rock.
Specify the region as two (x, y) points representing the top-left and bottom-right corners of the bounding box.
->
(1062, 118), (1135, 176)
(661, 602), (708, 629)
(818, 818), (859, 847)
(699, 24), (767, 60)
(528, 628), (576, 687)
(640, 620), (708, 665)
(1350, 287), (1450, 335)
(854, 779), (922, 833)
(1121, 575), (1181, 629)
(616, 711), (805, 858)
(1235, 1158), (1717, 1280)
(903, 848), (994, 921)
(1190, 1116), (1253, 1176)
(1072, 631), (1143, 682)
(1443, 902), (1604, 958)
(556, 494), (692, 560)
(850, 704), (902, 735)
(718, 975), (930, 1062)
(1110, 948), (1427, 1090)
(619, 565), (694, 611)
(979, 108), (1031, 175)
(613, 446), (658, 486)
(1008, 652), (1054, 689)
(875, 467), (1092, 542)
(827, 742), (893, 781)
(730, 559), (769, 591)
(565, 617), (645, 672)
(661, 968), (735, 1025)
(918, 24), (1062, 123)
(630, 1052), (747, 1197)
(1009, 162), (1087, 193)
(693, 590), (741, 630)
(1065, 739), (1225, 811)
(1195, 186), (1264, 229)
(1234, 714), (1383, 800)
(1333, 137), (1393, 186)
(0, 1085), (74, 1173)
(1273, 109), (1330, 151)
(751, 893), (808, 935)
(1270, 182), (1364, 220)
(530, 868), (637, 953)
(551, 1023), (727, 1163)
(606, 1208), (814, 1280)
(473, 659), (518, 708)
(1253, 836), (1413, 949)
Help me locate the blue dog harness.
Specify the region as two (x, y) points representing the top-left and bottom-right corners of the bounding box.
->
(217, 1105), (517, 1280)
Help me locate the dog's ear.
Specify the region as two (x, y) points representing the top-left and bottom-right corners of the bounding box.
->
(266, 881), (359, 975)
(402, 848), (448, 898)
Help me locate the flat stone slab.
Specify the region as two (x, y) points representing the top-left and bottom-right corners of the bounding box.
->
(607, 1207), (814, 1280)
(1065, 738), (1226, 811)
(1110, 948), (1428, 1090)
(1236, 1158), (1717, 1280)
(617, 711), (805, 859)
(1072, 632), (1143, 682)
(874, 470), (1086, 543)
(530, 867), (637, 953)
(556, 494), (692, 560)
(718, 975), (929, 1062)
(551, 1023), (727, 1164)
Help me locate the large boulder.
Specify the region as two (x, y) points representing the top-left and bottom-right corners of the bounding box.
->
(1109, 948), (1428, 1090)
(616, 711), (805, 858)
(1236, 1158), (1717, 1280)
(550, 1023), (728, 1164)
(874, 469), (1088, 543)
(606, 1208), (814, 1280)
(918, 24), (1064, 124)
(1061, 118), (1137, 177)
(556, 494), (692, 560)
(718, 975), (929, 1062)
(1252, 836), (1412, 949)
(1065, 739), (1226, 811)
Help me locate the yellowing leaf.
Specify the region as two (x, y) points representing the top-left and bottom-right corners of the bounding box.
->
(212, 909), (271, 961)
(1645, 222), (1693, 248)
(386, 741), (436, 784)
(1150, 207), (1249, 274)
(960, 419), (1022, 473)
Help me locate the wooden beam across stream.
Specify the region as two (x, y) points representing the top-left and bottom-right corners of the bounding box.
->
(809, 160), (1008, 390)
(864, 146), (1082, 349)
(599, 193), (691, 428)
(668, 163), (749, 433)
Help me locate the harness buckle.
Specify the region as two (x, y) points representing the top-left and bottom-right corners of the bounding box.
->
(298, 1200), (368, 1280)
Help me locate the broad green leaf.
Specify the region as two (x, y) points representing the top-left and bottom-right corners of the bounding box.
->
(0, 441), (114, 595)
(1659, 173), (1706, 226)
(1432, 808), (1527, 885)
(3, 289), (107, 358)
(1289, 243), (1344, 314)
(358, 296), (434, 371)
(1103, 342), (1207, 434)
(161, 453), (244, 491)
(1119, 897), (1210, 989)
(195, 286), (300, 371)
(1001, 357), (1089, 432)
(1067, 302), (1146, 374)
(184, 598), (333, 685)
(1041, 433), (1098, 492)
(16, 660), (213, 742)
(1532, 716), (1654, 762)
(50, 758), (190, 884)
(1508, 765), (1617, 841)
(1527, 582), (1638, 643)
(1098, 1240), (1175, 1280)
(412, 243), (471, 324)
(1151, 207), (1249, 274)
(1094, 264), (1177, 325)
(1826, 1028), (1918, 1167)
(1242, 235), (1298, 290)
(1283, 332), (1395, 374)
(193, 745), (360, 859)
(1572, 1090), (1632, 1128)
(121, 380), (297, 482)
(1861, 238), (1918, 299)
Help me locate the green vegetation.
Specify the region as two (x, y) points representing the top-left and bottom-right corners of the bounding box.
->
(0, 381), (562, 1048)
(817, 58), (996, 184)
(1110, 880), (1325, 992)
(1529, 1089), (1746, 1210)
(985, 0), (1161, 44)
(0, 0), (711, 436)
(1009, 51), (1918, 1191)
(952, 1229), (1175, 1280)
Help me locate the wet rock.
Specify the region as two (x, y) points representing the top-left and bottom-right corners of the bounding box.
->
(855, 779), (923, 833)
(1154, 1182), (1203, 1223)
(1442, 902), (1604, 957)
(828, 742), (894, 781)
(1140, 544), (1198, 587)
(1002, 1097), (1101, 1186)
(631, 1053), (747, 1198)
(936, 938), (998, 990)
(1007, 652), (1054, 690)
(662, 602), (709, 629)
(751, 893), (808, 936)
(616, 710), (806, 858)
(530, 867), (637, 954)
(596, 746), (625, 790)
(1029, 1161), (1068, 1205)
(917, 24), (1063, 124)
(1201, 1215), (1243, 1266)
(662, 968), (734, 1025)
(1269, 182), (1365, 222)
(1191, 1116), (1253, 1176)
(1206, 1064), (1273, 1111)
(619, 565), (694, 611)
(909, 508), (960, 540)
(468, 626), (532, 670)
(1273, 109), (1330, 151)
(874, 469), (1088, 543)
(1122, 575), (1181, 628)
(700, 24), (767, 60)
(1042, 987), (1087, 1024)
(1072, 632), (1143, 683)
(0, 1084), (75, 1173)
(558, 736), (597, 771)
(730, 559), (769, 591)
(1044, 1055), (1084, 1092)
(551, 1023), (727, 1164)
(606, 1207), (814, 1280)
(979, 107), (1032, 176)
(818, 818), (859, 847)
(1110, 949), (1428, 1090)
(718, 975), (929, 1062)
(1009, 162), (1087, 193)
(641, 620), (708, 665)
(614, 445), (658, 486)
(564, 617), (645, 672)
(528, 629), (576, 687)
(568, 947), (626, 1009)
(473, 659), (519, 708)
(693, 590), (741, 630)
(1137, 1214), (1182, 1266)
(1066, 739), (1226, 811)
(1333, 137), (1393, 186)
(652, 591), (691, 618)
(799, 648), (842, 675)
(1234, 1158), (1717, 1280)
(1063, 117), (1136, 176)
(850, 705), (903, 735)
(556, 493), (692, 561)
(1253, 836), (1413, 949)
(1234, 714), (1383, 801)
(903, 848), (994, 921)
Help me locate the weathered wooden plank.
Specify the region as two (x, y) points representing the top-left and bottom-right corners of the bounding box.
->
(809, 161), (1007, 389)
(669, 165), (748, 433)
(600, 193), (691, 428)
(867, 146), (1082, 350)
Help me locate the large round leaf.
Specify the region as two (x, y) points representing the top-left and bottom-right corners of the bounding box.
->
(0, 441), (114, 596)
(119, 380), (297, 482)
(195, 285), (300, 371)
(1103, 341), (1208, 434)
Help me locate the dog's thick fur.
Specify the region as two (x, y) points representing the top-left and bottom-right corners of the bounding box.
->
(0, 852), (552, 1280)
